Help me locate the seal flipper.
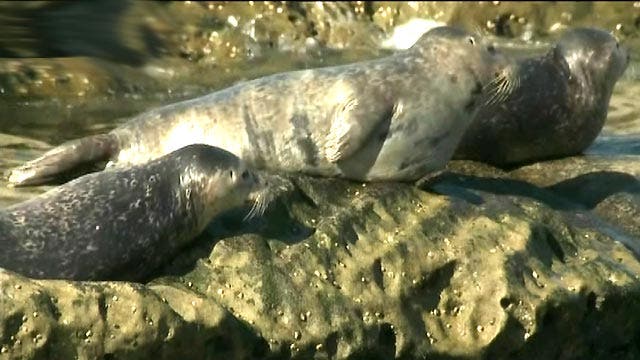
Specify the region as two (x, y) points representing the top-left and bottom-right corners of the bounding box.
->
(7, 133), (118, 187)
(324, 97), (397, 163)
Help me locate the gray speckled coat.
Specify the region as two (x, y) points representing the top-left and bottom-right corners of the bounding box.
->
(1, 145), (255, 281)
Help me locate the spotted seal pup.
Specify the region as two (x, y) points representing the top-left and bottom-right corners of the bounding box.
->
(454, 27), (630, 166)
(8, 26), (512, 186)
(0, 144), (266, 281)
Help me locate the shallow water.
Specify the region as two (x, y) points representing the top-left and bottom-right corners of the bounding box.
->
(0, 36), (639, 207)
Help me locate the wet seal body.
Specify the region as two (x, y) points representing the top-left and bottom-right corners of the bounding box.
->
(454, 27), (629, 166)
(0, 144), (261, 281)
(9, 26), (510, 186)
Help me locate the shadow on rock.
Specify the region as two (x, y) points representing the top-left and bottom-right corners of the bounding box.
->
(158, 179), (317, 280)
(545, 170), (640, 209)
(421, 171), (583, 212)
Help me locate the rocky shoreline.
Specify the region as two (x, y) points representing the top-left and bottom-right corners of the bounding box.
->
(1, 2), (639, 359)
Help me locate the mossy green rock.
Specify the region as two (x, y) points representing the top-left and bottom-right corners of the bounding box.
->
(2, 160), (640, 359)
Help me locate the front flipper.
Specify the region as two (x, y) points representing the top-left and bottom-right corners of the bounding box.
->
(324, 97), (400, 163)
(7, 133), (118, 187)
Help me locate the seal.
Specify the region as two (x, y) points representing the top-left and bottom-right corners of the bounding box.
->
(0, 144), (264, 281)
(8, 26), (511, 186)
(453, 27), (630, 166)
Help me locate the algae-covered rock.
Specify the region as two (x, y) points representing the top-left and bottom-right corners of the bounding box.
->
(2, 162), (640, 359)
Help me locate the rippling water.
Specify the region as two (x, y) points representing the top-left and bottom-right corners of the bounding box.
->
(0, 38), (638, 207)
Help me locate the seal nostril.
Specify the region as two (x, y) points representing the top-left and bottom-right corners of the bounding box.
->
(241, 170), (250, 181)
(487, 44), (496, 53)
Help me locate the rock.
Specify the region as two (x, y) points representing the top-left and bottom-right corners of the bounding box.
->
(2, 164), (640, 359)
(509, 155), (640, 244)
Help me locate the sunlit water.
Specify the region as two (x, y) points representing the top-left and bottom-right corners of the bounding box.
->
(0, 40), (638, 207)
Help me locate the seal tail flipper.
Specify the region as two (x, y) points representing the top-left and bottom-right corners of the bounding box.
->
(7, 133), (118, 187)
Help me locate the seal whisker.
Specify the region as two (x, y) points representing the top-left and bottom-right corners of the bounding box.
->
(243, 188), (271, 221)
(483, 81), (503, 107)
(244, 195), (261, 221)
(483, 66), (518, 107)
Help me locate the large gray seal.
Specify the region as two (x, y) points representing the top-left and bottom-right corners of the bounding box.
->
(453, 27), (630, 166)
(0, 144), (264, 281)
(8, 26), (511, 186)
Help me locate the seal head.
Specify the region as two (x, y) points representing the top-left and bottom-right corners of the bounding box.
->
(454, 27), (629, 166)
(557, 27), (629, 105)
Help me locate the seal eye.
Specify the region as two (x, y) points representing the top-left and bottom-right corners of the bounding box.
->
(241, 170), (250, 181)
(228, 170), (234, 179)
(468, 36), (476, 45)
